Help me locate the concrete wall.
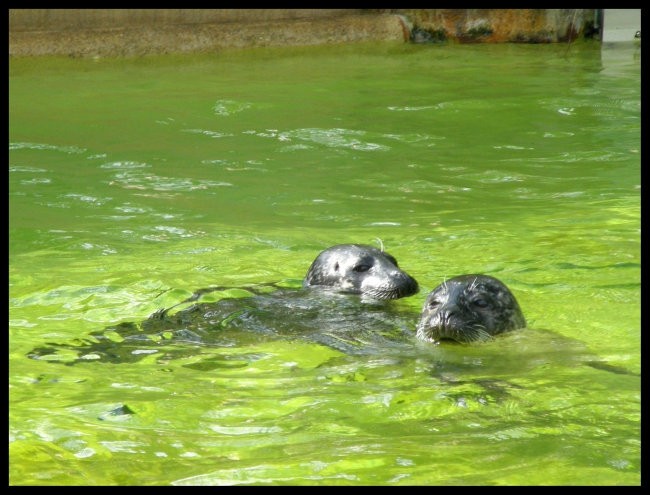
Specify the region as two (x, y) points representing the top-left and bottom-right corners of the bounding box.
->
(9, 9), (409, 57)
(8, 9), (367, 31)
(9, 9), (601, 58)
(390, 9), (600, 43)
(602, 9), (641, 42)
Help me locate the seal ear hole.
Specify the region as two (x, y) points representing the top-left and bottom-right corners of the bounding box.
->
(334, 262), (339, 272)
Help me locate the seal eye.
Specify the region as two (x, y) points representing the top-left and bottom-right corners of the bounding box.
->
(427, 299), (440, 310)
(353, 264), (371, 273)
(472, 298), (488, 308)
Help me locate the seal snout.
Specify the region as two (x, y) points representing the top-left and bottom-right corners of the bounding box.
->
(368, 268), (419, 299)
(439, 308), (456, 328)
(393, 270), (419, 297)
(417, 308), (457, 342)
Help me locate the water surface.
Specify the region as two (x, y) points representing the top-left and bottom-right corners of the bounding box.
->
(9, 41), (640, 485)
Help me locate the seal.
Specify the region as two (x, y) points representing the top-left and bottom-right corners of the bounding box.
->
(416, 274), (525, 344)
(27, 243), (420, 364)
(303, 244), (419, 300)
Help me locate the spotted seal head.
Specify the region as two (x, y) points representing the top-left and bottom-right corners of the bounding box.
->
(416, 274), (526, 344)
(303, 244), (419, 300)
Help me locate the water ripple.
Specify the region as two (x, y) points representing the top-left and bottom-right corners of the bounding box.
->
(208, 425), (283, 435)
(80, 242), (118, 255)
(506, 150), (632, 164)
(64, 193), (112, 206)
(540, 95), (640, 118)
(212, 99), (253, 116)
(493, 144), (534, 150)
(100, 161), (150, 169)
(202, 158), (269, 172)
(99, 441), (145, 453)
(115, 204), (149, 214)
(245, 127), (390, 151)
(457, 170), (527, 184)
(20, 178), (51, 185)
(9, 142), (86, 154)
(382, 132), (445, 144)
(142, 225), (206, 241)
(109, 171), (233, 192)
(182, 129), (234, 139)
(9, 166), (48, 173)
(387, 105), (436, 111)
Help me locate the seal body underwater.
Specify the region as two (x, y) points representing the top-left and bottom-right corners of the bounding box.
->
(303, 244), (419, 300)
(416, 274), (525, 344)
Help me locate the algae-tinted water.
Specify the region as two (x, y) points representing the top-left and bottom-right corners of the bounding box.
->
(9, 42), (640, 485)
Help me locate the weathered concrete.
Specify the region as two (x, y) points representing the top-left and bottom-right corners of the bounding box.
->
(9, 9), (408, 57)
(602, 9), (640, 43)
(389, 9), (600, 43)
(9, 9), (366, 31)
(9, 9), (601, 58)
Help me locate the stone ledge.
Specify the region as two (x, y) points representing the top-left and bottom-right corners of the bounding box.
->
(9, 11), (408, 58)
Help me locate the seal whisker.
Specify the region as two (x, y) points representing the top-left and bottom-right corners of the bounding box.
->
(468, 324), (493, 343)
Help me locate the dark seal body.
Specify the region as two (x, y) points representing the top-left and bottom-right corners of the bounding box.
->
(28, 244), (419, 364)
(303, 244), (419, 300)
(416, 274), (525, 344)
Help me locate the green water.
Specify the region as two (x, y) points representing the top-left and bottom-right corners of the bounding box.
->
(9, 41), (640, 485)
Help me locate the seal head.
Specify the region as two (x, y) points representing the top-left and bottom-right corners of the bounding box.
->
(416, 274), (525, 344)
(303, 244), (419, 300)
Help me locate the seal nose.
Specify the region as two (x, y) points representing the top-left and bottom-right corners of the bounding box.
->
(394, 269), (419, 296)
(438, 304), (459, 329)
